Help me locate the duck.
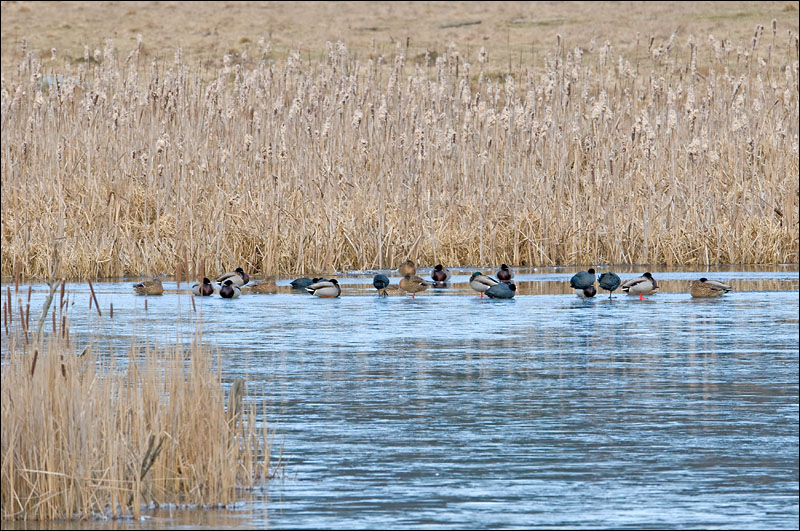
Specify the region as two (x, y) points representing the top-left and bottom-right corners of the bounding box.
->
(243, 277), (277, 294)
(622, 272), (659, 300)
(373, 274), (391, 295)
(598, 272), (621, 299)
(219, 279), (241, 299)
(570, 268), (596, 298)
(431, 264), (452, 283)
(133, 278), (164, 296)
(377, 284), (405, 297)
(690, 278), (732, 298)
(576, 285), (597, 298)
(290, 277), (321, 290)
(191, 277), (215, 296)
(398, 260), (416, 277)
(399, 274), (429, 298)
(216, 267), (249, 287)
(486, 282), (516, 299)
(469, 272), (499, 298)
(306, 279), (341, 298)
(496, 264), (515, 283)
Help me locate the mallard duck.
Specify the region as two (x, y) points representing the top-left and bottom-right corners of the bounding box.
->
(191, 277), (215, 296)
(496, 264), (515, 283)
(570, 268), (596, 298)
(486, 282), (516, 299)
(306, 279), (341, 298)
(469, 272), (499, 298)
(622, 272), (659, 300)
(398, 260), (416, 277)
(216, 267), (249, 287)
(598, 272), (621, 299)
(244, 277), (277, 294)
(377, 284), (405, 297)
(576, 285), (596, 298)
(219, 279), (241, 299)
(690, 278), (732, 298)
(373, 274), (391, 295)
(431, 264), (452, 283)
(399, 274), (429, 298)
(133, 278), (164, 296)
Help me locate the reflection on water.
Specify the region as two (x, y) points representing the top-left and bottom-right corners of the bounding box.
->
(2, 266), (798, 529)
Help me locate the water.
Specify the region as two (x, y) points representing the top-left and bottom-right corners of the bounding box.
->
(2, 267), (798, 529)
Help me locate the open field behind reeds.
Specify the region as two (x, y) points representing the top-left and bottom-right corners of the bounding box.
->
(1, 4), (798, 279)
(0, 285), (271, 520)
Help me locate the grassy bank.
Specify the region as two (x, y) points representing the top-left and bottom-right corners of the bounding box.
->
(1, 23), (798, 279)
(1, 286), (271, 520)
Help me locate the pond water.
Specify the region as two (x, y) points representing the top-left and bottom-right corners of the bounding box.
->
(2, 266), (799, 529)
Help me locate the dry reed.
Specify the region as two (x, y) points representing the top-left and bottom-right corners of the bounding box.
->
(1, 27), (798, 279)
(1, 287), (272, 521)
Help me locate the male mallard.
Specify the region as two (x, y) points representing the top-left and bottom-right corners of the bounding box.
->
(306, 279), (341, 298)
(622, 272), (659, 300)
(398, 260), (416, 277)
(191, 277), (215, 296)
(399, 274), (429, 298)
(133, 278), (164, 296)
(496, 264), (515, 283)
(244, 277), (277, 294)
(570, 268), (596, 298)
(598, 272), (621, 299)
(431, 264), (452, 283)
(373, 274), (391, 295)
(216, 267), (249, 287)
(690, 278), (732, 298)
(290, 277), (322, 290)
(469, 272), (499, 298)
(486, 282), (516, 299)
(219, 279), (241, 299)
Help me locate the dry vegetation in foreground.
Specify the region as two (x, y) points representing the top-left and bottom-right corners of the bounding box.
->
(0, 283), (272, 520)
(0, 21), (798, 279)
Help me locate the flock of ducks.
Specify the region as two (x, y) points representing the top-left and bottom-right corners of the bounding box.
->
(132, 262), (733, 300)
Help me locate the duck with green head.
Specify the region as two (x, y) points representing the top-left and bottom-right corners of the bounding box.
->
(469, 272), (499, 298)
(191, 277), (215, 296)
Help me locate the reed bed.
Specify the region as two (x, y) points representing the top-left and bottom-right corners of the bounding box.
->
(1, 284), (272, 521)
(1, 25), (798, 279)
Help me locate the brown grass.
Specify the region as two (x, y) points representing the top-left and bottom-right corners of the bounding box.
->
(0, 7), (798, 278)
(1, 286), (272, 520)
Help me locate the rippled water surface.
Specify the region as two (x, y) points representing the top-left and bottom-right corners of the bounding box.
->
(2, 266), (799, 529)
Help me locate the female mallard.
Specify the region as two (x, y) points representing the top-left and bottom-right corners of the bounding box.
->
(622, 272), (659, 300)
(133, 278), (164, 296)
(290, 277), (322, 290)
(191, 277), (215, 296)
(496, 264), (515, 283)
(219, 279), (241, 299)
(398, 260), (416, 277)
(244, 277), (277, 294)
(216, 267), (249, 287)
(486, 282), (516, 299)
(399, 274), (429, 298)
(690, 278), (732, 298)
(431, 264), (452, 283)
(570, 268), (596, 298)
(377, 284), (405, 297)
(469, 272), (499, 298)
(306, 279), (341, 298)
